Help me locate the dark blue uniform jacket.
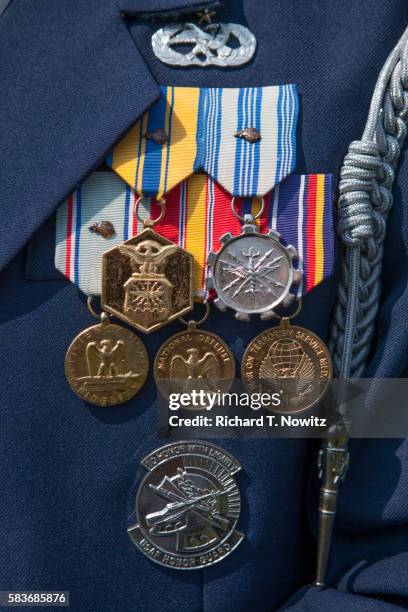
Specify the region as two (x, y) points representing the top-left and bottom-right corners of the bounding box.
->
(1, 1), (408, 610)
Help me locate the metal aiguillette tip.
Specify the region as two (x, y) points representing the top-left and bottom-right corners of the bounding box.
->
(315, 425), (349, 589)
(315, 502), (334, 590)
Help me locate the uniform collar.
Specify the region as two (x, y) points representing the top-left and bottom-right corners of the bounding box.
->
(119, 0), (222, 18)
(0, 0), (217, 272)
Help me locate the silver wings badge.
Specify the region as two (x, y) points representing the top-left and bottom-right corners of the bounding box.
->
(152, 22), (256, 68)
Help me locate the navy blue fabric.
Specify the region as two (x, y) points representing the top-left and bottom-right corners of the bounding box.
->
(0, 0), (161, 271)
(0, 0), (12, 17)
(1, 1), (408, 611)
(120, 0), (222, 17)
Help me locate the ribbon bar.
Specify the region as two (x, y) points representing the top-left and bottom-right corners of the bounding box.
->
(107, 85), (298, 199)
(55, 171), (333, 298)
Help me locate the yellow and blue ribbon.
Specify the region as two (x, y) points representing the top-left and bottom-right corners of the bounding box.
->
(107, 85), (298, 199)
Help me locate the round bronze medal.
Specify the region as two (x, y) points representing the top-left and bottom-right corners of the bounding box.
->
(65, 313), (149, 406)
(154, 326), (235, 404)
(242, 318), (332, 413)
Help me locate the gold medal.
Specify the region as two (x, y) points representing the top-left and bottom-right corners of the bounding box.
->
(101, 198), (194, 334)
(154, 304), (235, 406)
(242, 314), (332, 414)
(65, 309), (148, 406)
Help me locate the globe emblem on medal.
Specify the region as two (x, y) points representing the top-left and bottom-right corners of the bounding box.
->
(259, 336), (316, 410)
(242, 323), (333, 414)
(266, 338), (314, 378)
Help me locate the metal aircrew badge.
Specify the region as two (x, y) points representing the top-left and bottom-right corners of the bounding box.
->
(206, 204), (301, 321)
(101, 201), (194, 334)
(151, 11), (256, 69)
(128, 441), (243, 569)
(65, 312), (148, 406)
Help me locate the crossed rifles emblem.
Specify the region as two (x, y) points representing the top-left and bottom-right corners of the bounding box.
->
(146, 469), (232, 547)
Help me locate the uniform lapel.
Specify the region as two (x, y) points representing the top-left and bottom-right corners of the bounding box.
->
(0, 0), (225, 271)
(0, 0), (162, 271)
(0, 0), (12, 16)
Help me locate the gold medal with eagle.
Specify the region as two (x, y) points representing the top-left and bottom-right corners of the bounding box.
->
(154, 304), (235, 405)
(65, 311), (148, 406)
(101, 199), (194, 334)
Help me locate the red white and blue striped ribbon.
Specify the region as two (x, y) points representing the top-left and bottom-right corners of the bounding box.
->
(55, 172), (334, 299)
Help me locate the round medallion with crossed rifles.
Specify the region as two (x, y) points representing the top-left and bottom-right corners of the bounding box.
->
(128, 441), (244, 569)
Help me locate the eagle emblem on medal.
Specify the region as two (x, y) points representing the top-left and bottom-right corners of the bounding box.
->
(169, 347), (219, 393)
(65, 313), (148, 406)
(154, 315), (236, 404)
(101, 228), (194, 334)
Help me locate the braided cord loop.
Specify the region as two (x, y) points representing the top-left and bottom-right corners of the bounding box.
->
(316, 28), (408, 590)
(329, 28), (408, 378)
